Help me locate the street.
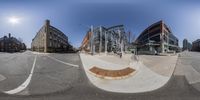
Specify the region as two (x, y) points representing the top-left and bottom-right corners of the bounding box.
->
(0, 51), (200, 100)
(0, 51), (81, 95)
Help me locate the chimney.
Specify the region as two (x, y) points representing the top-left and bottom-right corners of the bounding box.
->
(8, 33), (11, 38)
(45, 19), (50, 26)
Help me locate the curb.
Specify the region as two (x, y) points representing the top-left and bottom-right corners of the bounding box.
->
(88, 69), (138, 80)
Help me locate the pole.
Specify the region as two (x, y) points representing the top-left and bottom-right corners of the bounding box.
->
(105, 31), (107, 54)
(90, 25), (94, 55)
(99, 26), (102, 53)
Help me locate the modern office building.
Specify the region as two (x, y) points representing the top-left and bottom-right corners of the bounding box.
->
(136, 20), (179, 54)
(188, 42), (192, 51)
(31, 20), (73, 53)
(183, 39), (188, 51)
(80, 25), (128, 54)
(183, 39), (192, 51)
(0, 33), (26, 52)
(192, 39), (200, 52)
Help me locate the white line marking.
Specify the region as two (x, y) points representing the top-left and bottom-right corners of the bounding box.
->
(4, 55), (37, 94)
(0, 74), (6, 82)
(46, 55), (79, 68)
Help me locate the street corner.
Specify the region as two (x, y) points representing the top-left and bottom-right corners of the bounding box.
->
(79, 53), (138, 74)
(79, 53), (171, 93)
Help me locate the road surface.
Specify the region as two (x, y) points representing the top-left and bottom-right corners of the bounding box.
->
(0, 51), (200, 100)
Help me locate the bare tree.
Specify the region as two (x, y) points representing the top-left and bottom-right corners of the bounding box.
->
(132, 33), (136, 43)
(18, 37), (23, 43)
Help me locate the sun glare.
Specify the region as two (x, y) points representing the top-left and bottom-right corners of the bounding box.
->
(8, 17), (20, 25)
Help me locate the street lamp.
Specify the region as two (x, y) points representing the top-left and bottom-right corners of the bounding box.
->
(90, 25), (94, 55)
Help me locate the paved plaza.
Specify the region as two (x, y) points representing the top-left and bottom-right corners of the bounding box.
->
(80, 53), (177, 93)
(0, 51), (199, 100)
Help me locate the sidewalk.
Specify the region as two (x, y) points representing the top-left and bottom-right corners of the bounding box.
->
(176, 52), (200, 92)
(80, 53), (176, 93)
(139, 55), (177, 77)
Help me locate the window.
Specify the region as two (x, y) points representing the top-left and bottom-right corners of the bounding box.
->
(150, 35), (160, 42)
(49, 41), (52, 47)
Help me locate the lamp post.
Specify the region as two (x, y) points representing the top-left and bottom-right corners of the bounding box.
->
(90, 25), (94, 55)
(105, 31), (107, 55)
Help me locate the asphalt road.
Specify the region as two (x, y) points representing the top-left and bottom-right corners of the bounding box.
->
(0, 51), (200, 100)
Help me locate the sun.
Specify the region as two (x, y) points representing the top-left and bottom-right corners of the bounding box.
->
(8, 17), (20, 25)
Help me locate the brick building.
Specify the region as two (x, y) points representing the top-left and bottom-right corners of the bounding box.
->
(31, 20), (73, 53)
(0, 33), (26, 52)
(192, 39), (200, 52)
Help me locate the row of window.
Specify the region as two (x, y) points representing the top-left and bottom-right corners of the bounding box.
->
(193, 42), (200, 47)
(49, 31), (67, 42)
(50, 26), (67, 38)
(49, 41), (61, 48)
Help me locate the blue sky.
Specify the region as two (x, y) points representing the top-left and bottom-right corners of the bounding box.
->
(0, 0), (200, 48)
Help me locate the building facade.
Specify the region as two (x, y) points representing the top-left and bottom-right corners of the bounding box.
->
(183, 39), (192, 51)
(136, 20), (179, 54)
(192, 39), (200, 52)
(0, 33), (26, 52)
(81, 25), (128, 54)
(31, 20), (73, 53)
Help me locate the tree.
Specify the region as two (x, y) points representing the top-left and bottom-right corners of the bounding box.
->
(132, 33), (136, 43)
(18, 37), (23, 43)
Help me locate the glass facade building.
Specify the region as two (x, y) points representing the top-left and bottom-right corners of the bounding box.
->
(81, 25), (128, 54)
(136, 20), (179, 54)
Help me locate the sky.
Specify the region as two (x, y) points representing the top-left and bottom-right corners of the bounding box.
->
(0, 0), (200, 48)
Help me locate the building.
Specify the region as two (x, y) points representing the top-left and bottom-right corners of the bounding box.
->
(31, 20), (73, 53)
(136, 20), (179, 54)
(183, 39), (192, 51)
(80, 25), (128, 54)
(0, 33), (26, 52)
(188, 42), (192, 51)
(183, 39), (188, 51)
(192, 39), (200, 52)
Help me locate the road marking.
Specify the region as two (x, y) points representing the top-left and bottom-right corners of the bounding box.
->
(0, 74), (6, 82)
(4, 55), (37, 94)
(31, 51), (50, 55)
(46, 55), (79, 68)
